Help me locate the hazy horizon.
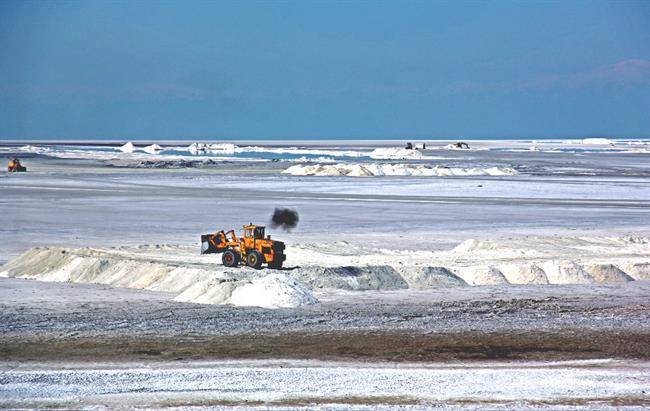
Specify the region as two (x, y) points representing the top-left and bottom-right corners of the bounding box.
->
(2, 134), (649, 143)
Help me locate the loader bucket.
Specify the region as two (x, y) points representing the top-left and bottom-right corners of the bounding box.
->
(200, 234), (218, 254)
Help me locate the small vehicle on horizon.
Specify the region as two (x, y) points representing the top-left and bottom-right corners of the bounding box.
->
(7, 158), (26, 172)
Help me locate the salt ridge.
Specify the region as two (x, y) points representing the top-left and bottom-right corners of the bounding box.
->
(1, 235), (648, 308)
(282, 163), (520, 177)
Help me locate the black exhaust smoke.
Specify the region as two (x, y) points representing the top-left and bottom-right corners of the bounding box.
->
(270, 208), (299, 231)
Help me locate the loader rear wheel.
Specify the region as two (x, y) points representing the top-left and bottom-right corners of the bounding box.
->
(246, 250), (263, 270)
(222, 250), (240, 267)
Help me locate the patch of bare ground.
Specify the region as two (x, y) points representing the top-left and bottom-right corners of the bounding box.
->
(2, 329), (649, 362)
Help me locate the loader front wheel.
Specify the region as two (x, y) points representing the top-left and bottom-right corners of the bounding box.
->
(246, 250), (263, 270)
(222, 250), (240, 267)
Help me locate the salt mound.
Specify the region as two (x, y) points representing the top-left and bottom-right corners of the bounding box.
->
(452, 239), (482, 253)
(457, 266), (509, 286)
(484, 167), (519, 176)
(282, 163), (519, 177)
(1, 247), (316, 309)
(499, 264), (549, 285)
(585, 264), (633, 283)
(119, 142), (136, 153)
(370, 147), (423, 160)
(0, 247), (222, 294)
(346, 164), (374, 177)
(582, 138), (613, 145)
(187, 142), (238, 155)
(227, 274), (318, 309)
(541, 261), (594, 284)
(291, 265), (408, 290)
(398, 266), (467, 288)
(622, 263), (650, 281)
(174, 279), (239, 305)
(143, 144), (163, 154)
(187, 142), (207, 154)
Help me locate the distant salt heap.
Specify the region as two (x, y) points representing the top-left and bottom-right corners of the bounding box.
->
(444, 142), (471, 150)
(457, 266), (509, 286)
(188, 142), (238, 155)
(370, 147), (423, 160)
(119, 142), (136, 153)
(582, 138), (613, 145)
(143, 144), (163, 154)
(282, 163), (519, 177)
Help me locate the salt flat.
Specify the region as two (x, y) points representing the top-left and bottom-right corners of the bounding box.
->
(2, 359), (648, 409)
(1, 139), (649, 408)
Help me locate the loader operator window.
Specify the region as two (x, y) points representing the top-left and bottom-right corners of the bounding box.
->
(254, 227), (265, 239)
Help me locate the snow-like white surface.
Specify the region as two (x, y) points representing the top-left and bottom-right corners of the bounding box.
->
(282, 163), (519, 177)
(2, 139), (650, 298)
(182, 142), (367, 158)
(239, 145), (367, 158)
(582, 138), (613, 145)
(369, 147), (423, 159)
(187, 142), (237, 154)
(2, 359), (647, 409)
(15, 144), (257, 163)
(444, 143), (471, 150)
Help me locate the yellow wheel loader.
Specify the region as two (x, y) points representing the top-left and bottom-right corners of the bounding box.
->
(200, 224), (286, 269)
(7, 158), (26, 172)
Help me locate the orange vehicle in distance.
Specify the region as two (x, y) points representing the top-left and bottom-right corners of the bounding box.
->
(7, 158), (26, 172)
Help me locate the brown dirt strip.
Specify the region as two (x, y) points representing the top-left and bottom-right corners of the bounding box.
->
(2, 328), (649, 362)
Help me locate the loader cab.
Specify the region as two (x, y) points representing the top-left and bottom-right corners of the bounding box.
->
(243, 225), (265, 240)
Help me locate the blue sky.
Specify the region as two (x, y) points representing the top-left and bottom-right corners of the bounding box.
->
(1, 0), (649, 140)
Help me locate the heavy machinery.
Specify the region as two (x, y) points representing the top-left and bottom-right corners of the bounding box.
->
(7, 158), (26, 172)
(200, 224), (286, 269)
